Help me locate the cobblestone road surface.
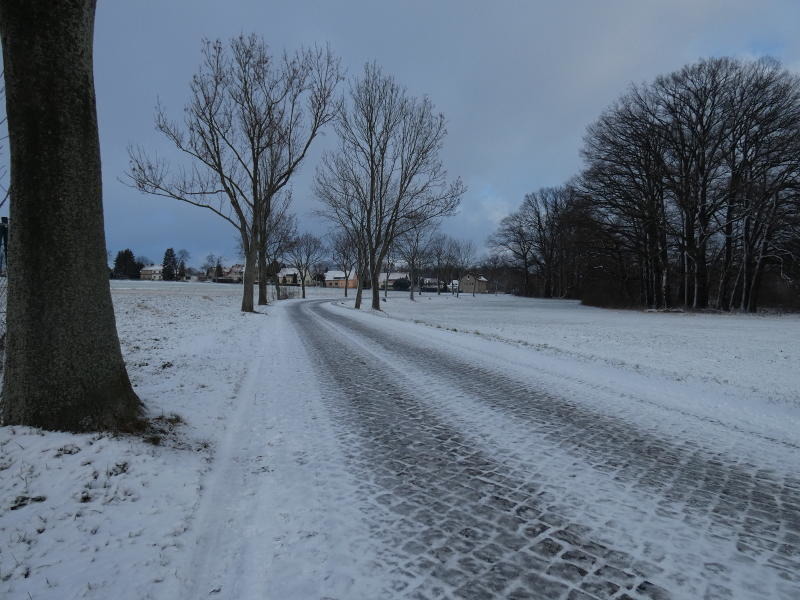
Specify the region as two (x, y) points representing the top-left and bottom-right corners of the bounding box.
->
(289, 300), (800, 600)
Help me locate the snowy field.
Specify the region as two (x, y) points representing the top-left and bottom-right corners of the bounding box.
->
(1, 283), (798, 599)
(0, 282), (301, 599)
(343, 291), (800, 426)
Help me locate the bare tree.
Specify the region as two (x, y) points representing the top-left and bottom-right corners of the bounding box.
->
(201, 253), (220, 279)
(450, 239), (475, 298)
(0, 0), (141, 431)
(314, 152), (370, 307)
(396, 218), (435, 300)
(382, 243), (398, 301)
(482, 253), (507, 294)
(127, 35), (340, 312)
(0, 82), (8, 353)
(577, 56), (800, 311)
(0, 80), (8, 210)
(287, 233), (325, 299)
(488, 210), (536, 296)
(251, 47), (341, 305)
(263, 192), (297, 300)
(316, 63), (464, 310)
(429, 233), (452, 295)
(522, 187), (573, 298)
(329, 228), (358, 297)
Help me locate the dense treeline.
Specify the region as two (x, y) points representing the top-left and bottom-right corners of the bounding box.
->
(491, 57), (800, 311)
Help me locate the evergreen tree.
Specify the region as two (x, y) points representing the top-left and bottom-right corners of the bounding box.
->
(215, 260), (223, 280)
(111, 249), (142, 279)
(177, 260), (186, 281)
(162, 247), (177, 281)
(112, 249), (135, 279)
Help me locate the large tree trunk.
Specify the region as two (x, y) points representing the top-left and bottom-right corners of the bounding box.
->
(716, 194), (736, 310)
(241, 243), (256, 311)
(522, 260), (530, 297)
(657, 211), (671, 310)
(693, 237), (709, 309)
(354, 277), (363, 308)
(257, 245), (268, 305)
(746, 194), (779, 313)
(371, 264), (381, 310)
(353, 249), (365, 308)
(0, 0), (142, 431)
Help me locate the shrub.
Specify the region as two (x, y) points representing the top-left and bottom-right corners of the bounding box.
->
(392, 277), (411, 291)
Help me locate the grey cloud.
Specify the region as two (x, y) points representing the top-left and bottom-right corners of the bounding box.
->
(69, 1), (800, 263)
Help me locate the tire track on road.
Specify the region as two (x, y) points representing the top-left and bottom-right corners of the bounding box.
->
(307, 300), (800, 599)
(292, 300), (676, 600)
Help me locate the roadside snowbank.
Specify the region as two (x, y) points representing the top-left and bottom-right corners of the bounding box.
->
(0, 282), (265, 600)
(347, 292), (800, 410)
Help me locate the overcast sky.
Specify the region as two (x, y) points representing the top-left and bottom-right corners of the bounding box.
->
(8, 1), (800, 267)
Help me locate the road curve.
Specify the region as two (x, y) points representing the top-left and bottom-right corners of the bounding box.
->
(288, 299), (800, 600)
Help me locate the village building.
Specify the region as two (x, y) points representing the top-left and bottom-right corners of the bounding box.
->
(139, 264), (163, 281)
(421, 277), (442, 292)
(208, 264), (245, 283)
(224, 264), (245, 283)
(378, 271), (410, 290)
(324, 270), (358, 289)
(460, 273), (489, 294)
(277, 267), (315, 287)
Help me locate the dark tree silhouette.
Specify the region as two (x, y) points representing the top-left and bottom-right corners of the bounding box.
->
(162, 248), (177, 281)
(316, 63), (463, 310)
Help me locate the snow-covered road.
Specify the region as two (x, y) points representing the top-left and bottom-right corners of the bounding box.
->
(4, 288), (797, 600)
(247, 298), (797, 600)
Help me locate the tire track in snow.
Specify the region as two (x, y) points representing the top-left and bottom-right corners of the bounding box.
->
(173, 314), (275, 600)
(172, 308), (387, 600)
(302, 300), (800, 599)
(292, 300), (678, 600)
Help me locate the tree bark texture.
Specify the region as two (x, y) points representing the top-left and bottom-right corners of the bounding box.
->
(257, 247), (268, 305)
(242, 243), (256, 312)
(0, 0), (142, 431)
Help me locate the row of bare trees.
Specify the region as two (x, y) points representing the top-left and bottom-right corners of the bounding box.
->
(315, 63), (464, 309)
(127, 35), (342, 312)
(489, 187), (578, 298)
(491, 57), (800, 311)
(129, 41), (465, 313)
(384, 232), (477, 298)
(325, 224), (480, 300)
(0, 12), (463, 432)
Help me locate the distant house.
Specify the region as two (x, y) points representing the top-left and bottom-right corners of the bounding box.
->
(421, 277), (443, 292)
(378, 271), (409, 290)
(226, 264), (244, 283)
(460, 273), (488, 294)
(210, 264), (245, 284)
(277, 267), (314, 287)
(140, 264), (163, 281)
(324, 270), (358, 289)
(277, 267), (299, 285)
